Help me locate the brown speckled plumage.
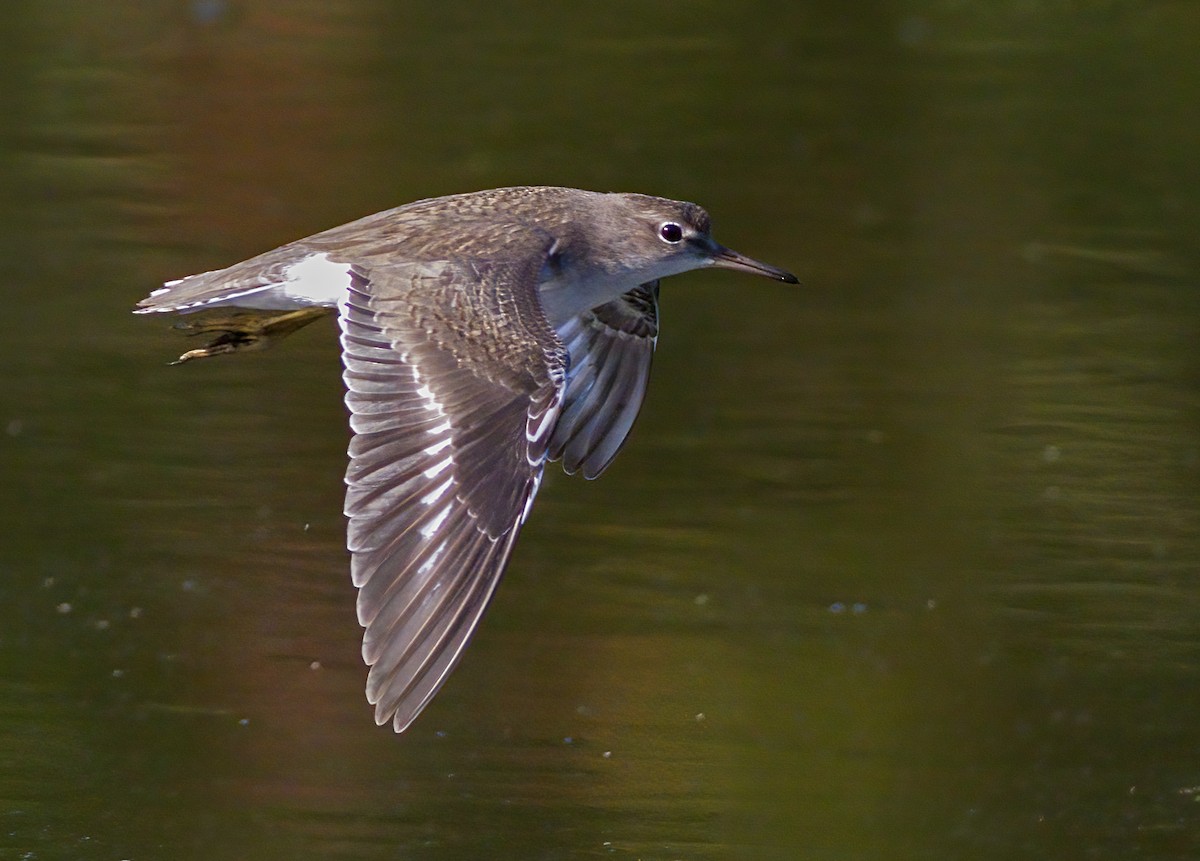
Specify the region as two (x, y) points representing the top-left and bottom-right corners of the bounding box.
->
(136, 186), (796, 732)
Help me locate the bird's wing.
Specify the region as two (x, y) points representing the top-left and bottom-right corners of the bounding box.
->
(339, 250), (565, 732)
(547, 281), (660, 479)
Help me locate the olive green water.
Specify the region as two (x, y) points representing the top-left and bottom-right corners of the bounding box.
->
(1, 3), (1198, 859)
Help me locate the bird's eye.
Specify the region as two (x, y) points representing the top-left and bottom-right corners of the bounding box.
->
(659, 222), (684, 244)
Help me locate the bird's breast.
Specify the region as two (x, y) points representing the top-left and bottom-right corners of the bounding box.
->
(535, 262), (644, 330)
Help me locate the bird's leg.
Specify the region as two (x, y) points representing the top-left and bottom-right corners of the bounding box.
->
(170, 307), (332, 364)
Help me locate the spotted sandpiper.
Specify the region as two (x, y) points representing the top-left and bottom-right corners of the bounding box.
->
(136, 186), (797, 732)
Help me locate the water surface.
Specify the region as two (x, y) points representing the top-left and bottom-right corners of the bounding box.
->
(1, 3), (1198, 859)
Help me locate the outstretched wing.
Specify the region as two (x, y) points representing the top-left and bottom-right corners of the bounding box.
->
(548, 281), (660, 479)
(339, 250), (565, 732)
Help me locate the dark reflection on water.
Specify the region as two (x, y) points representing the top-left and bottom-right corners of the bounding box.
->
(1, 2), (1199, 860)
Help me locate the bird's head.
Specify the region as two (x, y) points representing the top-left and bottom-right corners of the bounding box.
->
(604, 192), (799, 285)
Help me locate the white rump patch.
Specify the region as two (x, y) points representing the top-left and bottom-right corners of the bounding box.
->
(282, 253), (352, 305)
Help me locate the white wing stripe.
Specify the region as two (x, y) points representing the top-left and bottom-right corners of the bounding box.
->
(420, 475), (454, 505)
(419, 504), (453, 540)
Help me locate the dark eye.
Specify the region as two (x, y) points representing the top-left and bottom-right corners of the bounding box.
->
(659, 222), (684, 243)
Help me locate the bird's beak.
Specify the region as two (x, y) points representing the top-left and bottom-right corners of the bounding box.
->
(707, 244), (799, 283)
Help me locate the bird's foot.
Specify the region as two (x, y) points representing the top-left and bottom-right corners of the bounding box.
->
(170, 307), (331, 364)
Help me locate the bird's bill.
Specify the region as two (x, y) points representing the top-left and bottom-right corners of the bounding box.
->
(708, 245), (799, 283)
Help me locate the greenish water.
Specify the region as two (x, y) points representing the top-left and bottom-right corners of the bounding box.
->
(1, 3), (1198, 859)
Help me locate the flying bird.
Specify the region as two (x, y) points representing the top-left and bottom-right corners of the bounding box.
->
(136, 186), (797, 732)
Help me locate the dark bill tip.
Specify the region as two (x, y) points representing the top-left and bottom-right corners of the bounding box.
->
(709, 245), (799, 283)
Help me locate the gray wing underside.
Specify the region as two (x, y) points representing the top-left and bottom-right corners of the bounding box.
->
(548, 281), (660, 479)
(340, 251), (565, 732)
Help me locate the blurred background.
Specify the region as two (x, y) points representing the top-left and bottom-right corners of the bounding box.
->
(1, 2), (1198, 859)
